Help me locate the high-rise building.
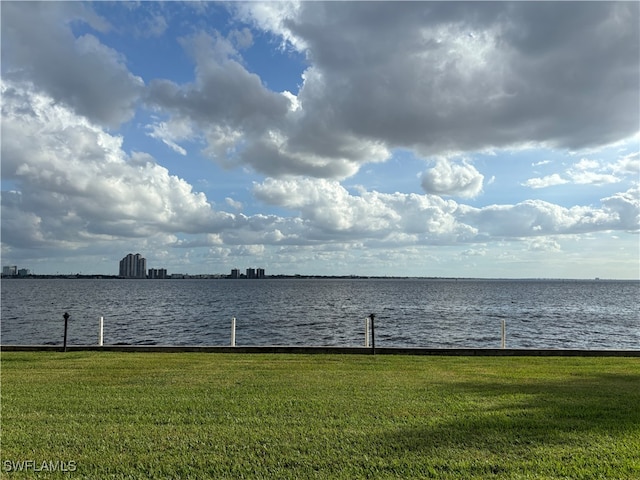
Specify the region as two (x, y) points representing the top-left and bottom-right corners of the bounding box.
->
(2, 266), (17, 276)
(229, 268), (265, 279)
(119, 253), (147, 278)
(148, 268), (167, 279)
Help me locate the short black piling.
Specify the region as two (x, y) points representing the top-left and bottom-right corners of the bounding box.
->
(63, 312), (70, 352)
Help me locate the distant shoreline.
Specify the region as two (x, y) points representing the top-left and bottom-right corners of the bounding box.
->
(1, 274), (636, 281)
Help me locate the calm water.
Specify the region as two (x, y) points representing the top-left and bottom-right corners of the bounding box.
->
(1, 278), (639, 349)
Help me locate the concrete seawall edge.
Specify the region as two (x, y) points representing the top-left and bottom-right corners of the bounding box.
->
(2, 345), (639, 356)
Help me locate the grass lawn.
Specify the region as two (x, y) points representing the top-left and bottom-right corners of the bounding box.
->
(1, 352), (639, 479)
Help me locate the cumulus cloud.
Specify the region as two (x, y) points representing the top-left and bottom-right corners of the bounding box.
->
(566, 158), (621, 185)
(420, 159), (484, 198)
(254, 178), (402, 235)
(523, 153), (636, 189)
(2, 85), (230, 241)
(238, 1), (639, 159)
(231, 1), (305, 51)
(253, 176), (479, 244)
(147, 29), (291, 126)
(613, 151), (640, 176)
(601, 187), (640, 232)
(2, 77), (637, 261)
(145, 30), (292, 169)
(458, 193), (638, 238)
(0, 82), (323, 258)
(0, 82), (239, 250)
(2, 2), (638, 275)
(4, 69), (636, 274)
(1, 2), (143, 127)
(254, 177), (638, 244)
(140, 2), (639, 183)
(146, 29), (390, 179)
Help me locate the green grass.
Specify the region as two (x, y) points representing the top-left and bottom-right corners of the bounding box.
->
(1, 352), (639, 479)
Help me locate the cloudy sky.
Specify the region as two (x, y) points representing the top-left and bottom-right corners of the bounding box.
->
(1, 1), (639, 278)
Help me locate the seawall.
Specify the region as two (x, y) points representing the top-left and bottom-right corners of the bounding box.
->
(2, 345), (639, 356)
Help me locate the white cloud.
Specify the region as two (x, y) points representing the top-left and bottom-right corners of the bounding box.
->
(3, 81), (637, 268)
(146, 121), (189, 156)
(601, 186), (640, 232)
(254, 178), (400, 234)
(527, 237), (562, 252)
(231, 1), (306, 52)
(565, 157), (620, 185)
(147, 29), (391, 179)
(568, 170), (620, 186)
(532, 160), (552, 167)
(139, 2), (638, 184)
(524, 151), (638, 189)
(1, 2), (143, 127)
(147, 31), (291, 132)
(522, 174), (568, 189)
(458, 196), (634, 238)
(573, 158), (600, 171)
(420, 159), (484, 198)
(239, 1), (639, 160)
(2, 2), (638, 277)
(613, 151), (640, 175)
(254, 177), (639, 245)
(145, 2), (639, 181)
(0, 82), (230, 248)
(225, 197), (243, 211)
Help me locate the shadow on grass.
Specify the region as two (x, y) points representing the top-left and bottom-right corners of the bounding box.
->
(385, 373), (640, 455)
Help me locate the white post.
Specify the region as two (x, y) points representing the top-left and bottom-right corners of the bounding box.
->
(231, 317), (236, 347)
(365, 316), (370, 348)
(501, 319), (506, 349)
(98, 316), (104, 346)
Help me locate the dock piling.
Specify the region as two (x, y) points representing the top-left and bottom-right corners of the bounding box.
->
(63, 312), (70, 352)
(231, 317), (236, 347)
(365, 317), (370, 348)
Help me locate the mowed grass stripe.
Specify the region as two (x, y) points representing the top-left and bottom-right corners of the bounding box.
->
(2, 352), (639, 479)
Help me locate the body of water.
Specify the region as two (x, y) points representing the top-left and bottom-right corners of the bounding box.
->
(1, 278), (638, 349)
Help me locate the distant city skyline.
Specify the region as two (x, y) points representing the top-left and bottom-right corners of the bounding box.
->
(116, 252), (267, 279)
(6, 258), (635, 281)
(1, 2), (638, 279)
(2, 265), (30, 277)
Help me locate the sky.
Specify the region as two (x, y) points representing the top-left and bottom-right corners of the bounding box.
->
(1, 1), (639, 279)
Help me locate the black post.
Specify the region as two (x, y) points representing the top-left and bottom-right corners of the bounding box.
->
(63, 312), (70, 352)
(369, 313), (375, 355)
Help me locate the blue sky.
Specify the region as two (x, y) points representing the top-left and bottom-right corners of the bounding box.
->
(1, 1), (639, 278)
